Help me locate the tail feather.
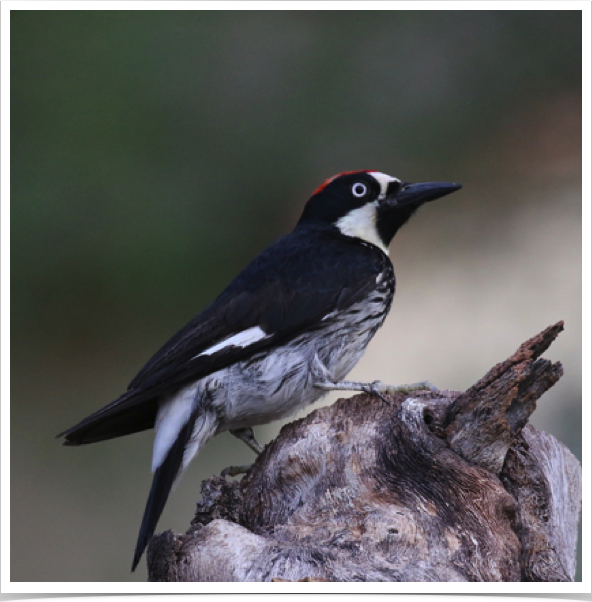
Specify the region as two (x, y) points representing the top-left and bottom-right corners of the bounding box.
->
(131, 411), (196, 572)
(57, 391), (158, 445)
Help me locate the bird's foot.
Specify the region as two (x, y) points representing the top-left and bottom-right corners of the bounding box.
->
(221, 463), (254, 478)
(314, 379), (438, 404)
(221, 427), (262, 478)
(229, 427), (264, 455)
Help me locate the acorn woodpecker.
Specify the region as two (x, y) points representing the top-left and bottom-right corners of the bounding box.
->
(58, 170), (461, 571)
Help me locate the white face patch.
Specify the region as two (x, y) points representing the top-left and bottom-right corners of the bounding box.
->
(195, 326), (269, 358)
(335, 201), (389, 255)
(367, 171), (400, 200)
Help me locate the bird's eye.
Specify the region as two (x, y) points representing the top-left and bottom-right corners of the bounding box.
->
(352, 182), (368, 198)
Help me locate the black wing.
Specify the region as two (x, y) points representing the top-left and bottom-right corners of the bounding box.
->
(58, 226), (391, 445)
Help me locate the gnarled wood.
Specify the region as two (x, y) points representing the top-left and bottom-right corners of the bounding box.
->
(147, 322), (581, 582)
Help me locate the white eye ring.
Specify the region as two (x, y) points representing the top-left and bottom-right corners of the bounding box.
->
(352, 182), (367, 198)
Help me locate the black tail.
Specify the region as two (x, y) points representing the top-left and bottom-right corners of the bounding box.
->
(57, 390), (158, 445)
(131, 414), (195, 572)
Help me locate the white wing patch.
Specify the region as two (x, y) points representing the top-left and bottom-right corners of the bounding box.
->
(151, 326), (269, 469)
(335, 202), (389, 255)
(195, 326), (269, 358)
(152, 382), (219, 474)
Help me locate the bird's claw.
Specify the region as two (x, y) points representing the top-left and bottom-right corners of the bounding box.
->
(221, 463), (253, 478)
(314, 378), (439, 404)
(362, 381), (392, 404)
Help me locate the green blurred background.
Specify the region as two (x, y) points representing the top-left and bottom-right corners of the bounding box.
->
(11, 10), (582, 582)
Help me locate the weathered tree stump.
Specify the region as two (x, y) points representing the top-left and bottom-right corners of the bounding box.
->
(146, 322), (581, 582)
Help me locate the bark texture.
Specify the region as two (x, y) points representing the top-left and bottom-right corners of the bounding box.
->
(146, 322), (581, 582)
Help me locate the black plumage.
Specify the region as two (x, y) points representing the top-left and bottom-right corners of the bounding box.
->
(58, 171), (461, 572)
(58, 226), (391, 446)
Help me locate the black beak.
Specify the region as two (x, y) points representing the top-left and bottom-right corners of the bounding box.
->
(386, 181), (462, 208)
(376, 180), (461, 247)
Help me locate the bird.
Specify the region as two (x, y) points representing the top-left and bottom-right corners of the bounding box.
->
(58, 170), (461, 571)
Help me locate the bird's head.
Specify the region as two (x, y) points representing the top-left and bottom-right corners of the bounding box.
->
(298, 171), (461, 254)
